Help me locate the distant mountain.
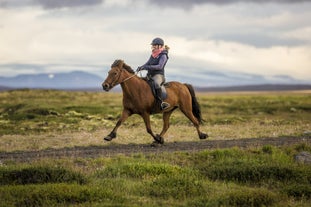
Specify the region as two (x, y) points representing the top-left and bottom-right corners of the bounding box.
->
(195, 84), (311, 92)
(166, 67), (309, 87)
(0, 70), (310, 91)
(0, 71), (104, 90)
(0, 86), (13, 91)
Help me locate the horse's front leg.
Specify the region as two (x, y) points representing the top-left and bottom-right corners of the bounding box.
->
(104, 109), (131, 141)
(141, 112), (163, 144)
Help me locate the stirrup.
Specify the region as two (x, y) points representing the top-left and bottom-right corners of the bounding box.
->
(161, 102), (170, 110)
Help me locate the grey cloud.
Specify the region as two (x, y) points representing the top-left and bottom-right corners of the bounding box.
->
(149, 0), (310, 8)
(0, 0), (104, 9)
(0, 0), (32, 8)
(1, 0), (308, 9)
(211, 33), (306, 48)
(34, 0), (103, 9)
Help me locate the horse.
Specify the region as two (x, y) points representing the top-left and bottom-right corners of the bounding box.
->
(101, 59), (208, 144)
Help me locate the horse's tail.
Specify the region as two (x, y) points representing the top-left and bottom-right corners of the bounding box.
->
(184, 83), (203, 124)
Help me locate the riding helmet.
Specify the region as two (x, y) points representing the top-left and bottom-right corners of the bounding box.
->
(151, 37), (164, 46)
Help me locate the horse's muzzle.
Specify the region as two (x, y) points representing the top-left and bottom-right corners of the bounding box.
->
(102, 83), (110, 91)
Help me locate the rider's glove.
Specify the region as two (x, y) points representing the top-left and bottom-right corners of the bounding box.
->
(136, 66), (144, 72)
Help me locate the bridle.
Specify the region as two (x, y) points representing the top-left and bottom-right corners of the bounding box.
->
(120, 72), (137, 83)
(107, 68), (138, 88)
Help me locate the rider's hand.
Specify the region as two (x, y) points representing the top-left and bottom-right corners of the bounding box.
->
(136, 66), (144, 72)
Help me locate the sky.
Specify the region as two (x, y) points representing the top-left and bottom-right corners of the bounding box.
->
(0, 0), (311, 86)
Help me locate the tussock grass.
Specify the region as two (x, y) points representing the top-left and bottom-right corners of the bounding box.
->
(0, 183), (124, 207)
(1, 145), (311, 206)
(97, 161), (182, 179)
(188, 187), (279, 207)
(201, 160), (311, 184)
(0, 166), (87, 185)
(284, 184), (311, 199)
(195, 146), (311, 186)
(145, 173), (206, 200)
(225, 188), (278, 207)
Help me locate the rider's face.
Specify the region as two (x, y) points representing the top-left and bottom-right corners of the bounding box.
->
(151, 45), (161, 50)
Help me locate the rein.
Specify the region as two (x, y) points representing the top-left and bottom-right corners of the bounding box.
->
(120, 72), (138, 83)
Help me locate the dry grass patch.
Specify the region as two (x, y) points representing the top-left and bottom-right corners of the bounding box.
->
(0, 90), (310, 152)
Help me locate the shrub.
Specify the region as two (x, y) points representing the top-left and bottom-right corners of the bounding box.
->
(187, 197), (221, 207)
(262, 145), (273, 154)
(295, 143), (311, 153)
(200, 161), (311, 184)
(97, 162), (182, 179)
(283, 184), (311, 199)
(0, 183), (124, 207)
(0, 166), (87, 185)
(145, 174), (206, 200)
(226, 188), (278, 207)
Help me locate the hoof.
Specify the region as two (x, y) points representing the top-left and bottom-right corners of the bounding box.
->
(151, 141), (163, 147)
(104, 132), (116, 141)
(199, 132), (208, 140)
(154, 134), (164, 144)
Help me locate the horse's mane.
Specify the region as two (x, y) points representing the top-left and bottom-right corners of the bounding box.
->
(111, 59), (135, 74)
(123, 63), (135, 74)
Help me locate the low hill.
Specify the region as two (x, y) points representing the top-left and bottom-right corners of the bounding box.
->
(0, 71), (310, 92)
(0, 71), (103, 90)
(195, 84), (311, 92)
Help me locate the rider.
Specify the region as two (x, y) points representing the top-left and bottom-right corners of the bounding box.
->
(137, 37), (170, 110)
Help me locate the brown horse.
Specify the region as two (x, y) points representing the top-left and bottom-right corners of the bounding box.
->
(102, 59), (207, 144)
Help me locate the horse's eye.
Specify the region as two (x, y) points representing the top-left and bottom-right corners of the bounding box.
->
(113, 72), (117, 76)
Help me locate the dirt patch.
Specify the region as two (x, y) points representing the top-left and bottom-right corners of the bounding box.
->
(0, 136), (310, 162)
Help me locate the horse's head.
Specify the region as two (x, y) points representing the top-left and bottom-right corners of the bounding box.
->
(102, 59), (135, 91)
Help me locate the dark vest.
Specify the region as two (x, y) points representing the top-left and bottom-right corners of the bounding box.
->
(147, 51), (168, 76)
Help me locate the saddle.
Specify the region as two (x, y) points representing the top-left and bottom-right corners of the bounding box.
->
(143, 77), (168, 100)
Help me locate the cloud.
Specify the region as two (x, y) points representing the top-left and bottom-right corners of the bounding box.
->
(35, 0), (103, 9)
(211, 33), (306, 48)
(0, 63), (104, 78)
(2, 0), (308, 10)
(0, 0), (104, 9)
(148, 0), (310, 8)
(0, 0), (310, 85)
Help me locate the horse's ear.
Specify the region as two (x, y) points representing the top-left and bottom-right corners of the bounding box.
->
(111, 59), (124, 68)
(118, 60), (124, 68)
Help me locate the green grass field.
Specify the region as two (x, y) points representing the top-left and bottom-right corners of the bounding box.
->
(0, 89), (310, 206)
(1, 145), (311, 206)
(0, 89), (310, 151)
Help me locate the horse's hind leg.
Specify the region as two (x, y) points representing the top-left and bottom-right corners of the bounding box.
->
(104, 109), (131, 141)
(180, 105), (208, 140)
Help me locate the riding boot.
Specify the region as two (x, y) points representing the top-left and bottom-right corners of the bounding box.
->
(155, 88), (170, 110)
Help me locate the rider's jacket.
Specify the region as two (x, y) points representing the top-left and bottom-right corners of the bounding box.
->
(143, 50), (168, 76)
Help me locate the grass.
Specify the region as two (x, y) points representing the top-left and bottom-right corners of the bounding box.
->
(0, 89), (310, 151)
(0, 166), (87, 185)
(0, 144), (311, 206)
(0, 89), (310, 206)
